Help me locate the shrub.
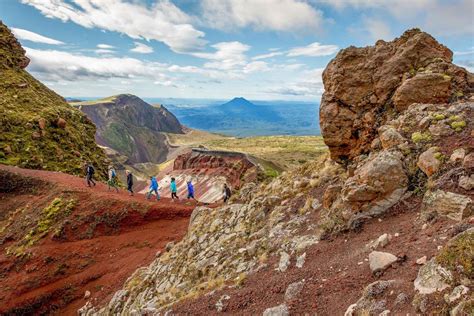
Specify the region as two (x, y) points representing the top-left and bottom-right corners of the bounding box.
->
(432, 113), (445, 121)
(450, 121), (466, 132)
(411, 132), (432, 143)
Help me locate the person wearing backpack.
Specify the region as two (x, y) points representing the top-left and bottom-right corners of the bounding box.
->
(170, 177), (178, 200)
(223, 183), (231, 203)
(107, 165), (119, 192)
(126, 170), (134, 196)
(85, 162), (96, 187)
(146, 176), (160, 200)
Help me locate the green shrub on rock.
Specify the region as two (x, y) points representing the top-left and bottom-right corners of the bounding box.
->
(450, 121), (466, 132)
(411, 132), (432, 143)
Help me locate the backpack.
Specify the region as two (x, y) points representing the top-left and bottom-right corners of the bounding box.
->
(111, 169), (116, 178)
(88, 166), (95, 174)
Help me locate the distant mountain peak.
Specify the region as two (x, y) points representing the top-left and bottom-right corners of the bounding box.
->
(224, 97), (254, 107)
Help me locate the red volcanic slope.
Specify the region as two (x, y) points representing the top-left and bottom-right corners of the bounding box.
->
(0, 164), (196, 315)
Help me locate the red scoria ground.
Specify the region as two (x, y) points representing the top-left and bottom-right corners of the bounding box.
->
(0, 164), (198, 315)
(172, 197), (464, 315)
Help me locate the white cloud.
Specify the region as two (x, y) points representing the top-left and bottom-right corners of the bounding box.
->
(267, 68), (324, 96)
(252, 51), (285, 60)
(131, 42), (154, 54)
(11, 27), (64, 45)
(154, 80), (178, 88)
(24, 47), (166, 81)
(280, 63), (306, 71)
(97, 44), (115, 49)
(454, 48), (474, 56)
(253, 42), (338, 60)
(95, 48), (115, 55)
(319, 0), (474, 36)
(21, 0), (206, 53)
(287, 42), (338, 57)
(201, 0), (324, 32)
(243, 61), (270, 73)
(362, 18), (392, 41)
(423, 0), (474, 36)
(192, 41), (250, 71)
(318, 0), (434, 17)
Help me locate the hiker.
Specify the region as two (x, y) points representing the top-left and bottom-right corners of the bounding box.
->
(85, 162), (96, 187)
(170, 177), (179, 200)
(126, 170), (134, 196)
(186, 180), (196, 201)
(146, 176), (160, 200)
(223, 183), (231, 203)
(107, 165), (119, 192)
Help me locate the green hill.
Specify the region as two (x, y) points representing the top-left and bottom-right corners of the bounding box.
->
(0, 22), (108, 179)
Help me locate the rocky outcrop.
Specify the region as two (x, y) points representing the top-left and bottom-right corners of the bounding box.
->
(320, 28), (473, 163)
(0, 22), (109, 178)
(73, 94), (183, 164)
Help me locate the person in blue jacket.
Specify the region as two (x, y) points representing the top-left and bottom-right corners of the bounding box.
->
(170, 177), (178, 200)
(186, 180), (196, 201)
(146, 176), (160, 201)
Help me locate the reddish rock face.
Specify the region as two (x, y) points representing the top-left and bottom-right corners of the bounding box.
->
(320, 28), (473, 163)
(173, 149), (257, 190)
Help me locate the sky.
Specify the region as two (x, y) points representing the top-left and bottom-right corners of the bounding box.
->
(1, 0), (473, 101)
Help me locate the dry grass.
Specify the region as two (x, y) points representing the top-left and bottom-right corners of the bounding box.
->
(203, 135), (327, 169)
(165, 129), (228, 145)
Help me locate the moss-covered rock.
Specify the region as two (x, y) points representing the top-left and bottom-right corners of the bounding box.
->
(0, 22), (108, 179)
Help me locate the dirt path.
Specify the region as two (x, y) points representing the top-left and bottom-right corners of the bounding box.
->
(0, 164), (197, 315)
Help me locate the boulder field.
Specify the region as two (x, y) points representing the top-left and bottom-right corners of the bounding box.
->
(79, 29), (473, 315)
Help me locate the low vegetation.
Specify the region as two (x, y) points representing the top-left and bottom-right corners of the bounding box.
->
(0, 22), (109, 178)
(203, 135), (327, 169)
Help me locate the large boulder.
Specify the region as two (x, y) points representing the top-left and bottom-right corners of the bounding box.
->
(320, 28), (472, 163)
(318, 150), (408, 234)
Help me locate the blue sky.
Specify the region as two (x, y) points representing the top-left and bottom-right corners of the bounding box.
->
(1, 0), (473, 101)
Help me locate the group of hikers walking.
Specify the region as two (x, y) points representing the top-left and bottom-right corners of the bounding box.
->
(145, 176), (195, 201)
(83, 162), (232, 203)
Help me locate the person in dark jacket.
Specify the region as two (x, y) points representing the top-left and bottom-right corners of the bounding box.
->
(223, 183), (231, 203)
(85, 162), (96, 187)
(126, 170), (134, 196)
